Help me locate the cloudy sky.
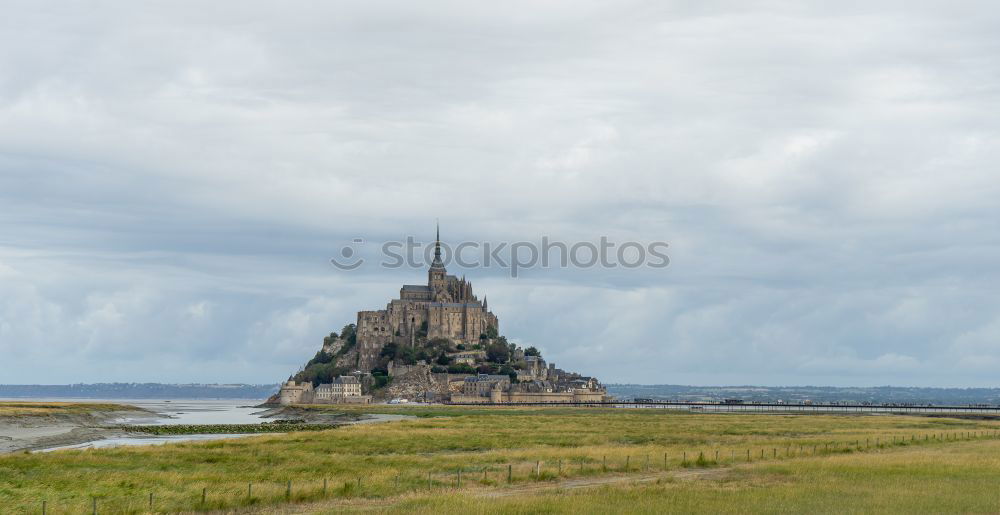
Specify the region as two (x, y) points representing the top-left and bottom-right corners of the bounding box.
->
(2, 1), (999, 386)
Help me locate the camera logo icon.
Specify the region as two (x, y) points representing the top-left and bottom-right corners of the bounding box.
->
(330, 238), (365, 270)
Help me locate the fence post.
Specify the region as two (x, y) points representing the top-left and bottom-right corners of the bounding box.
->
(715, 450), (719, 462)
(508, 464), (512, 483)
(42, 501), (46, 515)
(746, 449), (750, 462)
(664, 452), (668, 470)
(682, 452), (686, 464)
(428, 471), (433, 489)
(92, 498), (97, 515)
(535, 461), (541, 478)
(201, 487), (206, 505)
(645, 454), (650, 472)
(457, 469), (462, 487)
(625, 455), (630, 471)
(149, 492), (153, 510)
(286, 480), (291, 499)
(603, 455), (607, 471)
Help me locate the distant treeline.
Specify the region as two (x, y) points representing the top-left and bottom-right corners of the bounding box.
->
(607, 384), (1000, 406)
(0, 383), (280, 399)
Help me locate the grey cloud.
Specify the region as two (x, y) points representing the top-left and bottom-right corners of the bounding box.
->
(1, 1), (999, 386)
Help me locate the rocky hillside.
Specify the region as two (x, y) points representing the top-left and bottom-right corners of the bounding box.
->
(289, 323), (542, 397)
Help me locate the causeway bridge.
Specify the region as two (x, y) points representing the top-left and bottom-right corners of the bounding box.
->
(446, 400), (1000, 415)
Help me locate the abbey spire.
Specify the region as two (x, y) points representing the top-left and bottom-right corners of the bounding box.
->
(428, 221), (447, 284)
(430, 221), (445, 270)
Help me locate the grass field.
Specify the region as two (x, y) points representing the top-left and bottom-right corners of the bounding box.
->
(3, 405), (1000, 513)
(388, 441), (1000, 514)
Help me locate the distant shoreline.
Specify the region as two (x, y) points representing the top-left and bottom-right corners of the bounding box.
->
(6, 382), (1000, 405)
(608, 384), (1000, 405)
(0, 383), (280, 400)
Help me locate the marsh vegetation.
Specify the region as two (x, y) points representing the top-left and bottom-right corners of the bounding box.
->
(3, 405), (1000, 513)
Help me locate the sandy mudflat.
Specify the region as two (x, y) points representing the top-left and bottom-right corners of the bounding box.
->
(1, 404), (413, 453)
(0, 408), (145, 454)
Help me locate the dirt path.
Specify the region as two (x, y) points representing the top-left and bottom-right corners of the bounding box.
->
(228, 467), (728, 514)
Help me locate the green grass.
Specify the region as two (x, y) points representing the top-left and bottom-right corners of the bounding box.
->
(3, 405), (1000, 513)
(386, 441), (1000, 514)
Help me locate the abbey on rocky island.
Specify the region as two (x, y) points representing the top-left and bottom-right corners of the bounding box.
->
(354, 225), (499, 371)
(278, 225), (609, 405)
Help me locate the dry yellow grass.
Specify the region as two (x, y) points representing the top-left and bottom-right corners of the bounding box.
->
(368, 439), (1000, 514)
(3, 405), (999, 513)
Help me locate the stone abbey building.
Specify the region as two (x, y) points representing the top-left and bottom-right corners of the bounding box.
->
(276, 226), (609, 405)
(355, 227), (499, 370)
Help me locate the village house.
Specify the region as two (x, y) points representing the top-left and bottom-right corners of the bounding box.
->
(279, 376), (371, 405)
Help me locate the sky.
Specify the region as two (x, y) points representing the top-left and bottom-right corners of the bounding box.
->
(1, 1), (999, 387)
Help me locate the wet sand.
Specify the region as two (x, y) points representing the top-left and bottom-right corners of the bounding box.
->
(0, 408), (147, 454)
(1, 403), (415, 453)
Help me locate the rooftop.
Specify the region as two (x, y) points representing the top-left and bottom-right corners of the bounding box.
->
(464, 374), (510, 383)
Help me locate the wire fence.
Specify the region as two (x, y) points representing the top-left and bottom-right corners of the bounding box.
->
(18, 429), (1000, 514)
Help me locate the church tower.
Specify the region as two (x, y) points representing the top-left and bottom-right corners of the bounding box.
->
(428, 222), (447, 285)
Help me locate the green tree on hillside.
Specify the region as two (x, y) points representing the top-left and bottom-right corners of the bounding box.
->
(499, 364), (517, 382)
(306, 350), (334, 366)
(447, 363), (476, 374)
(340, 324), (357, 347)
(380, 342), (399, 359)
(480, 325), (499, 340)
(486, 340), (510, 363)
